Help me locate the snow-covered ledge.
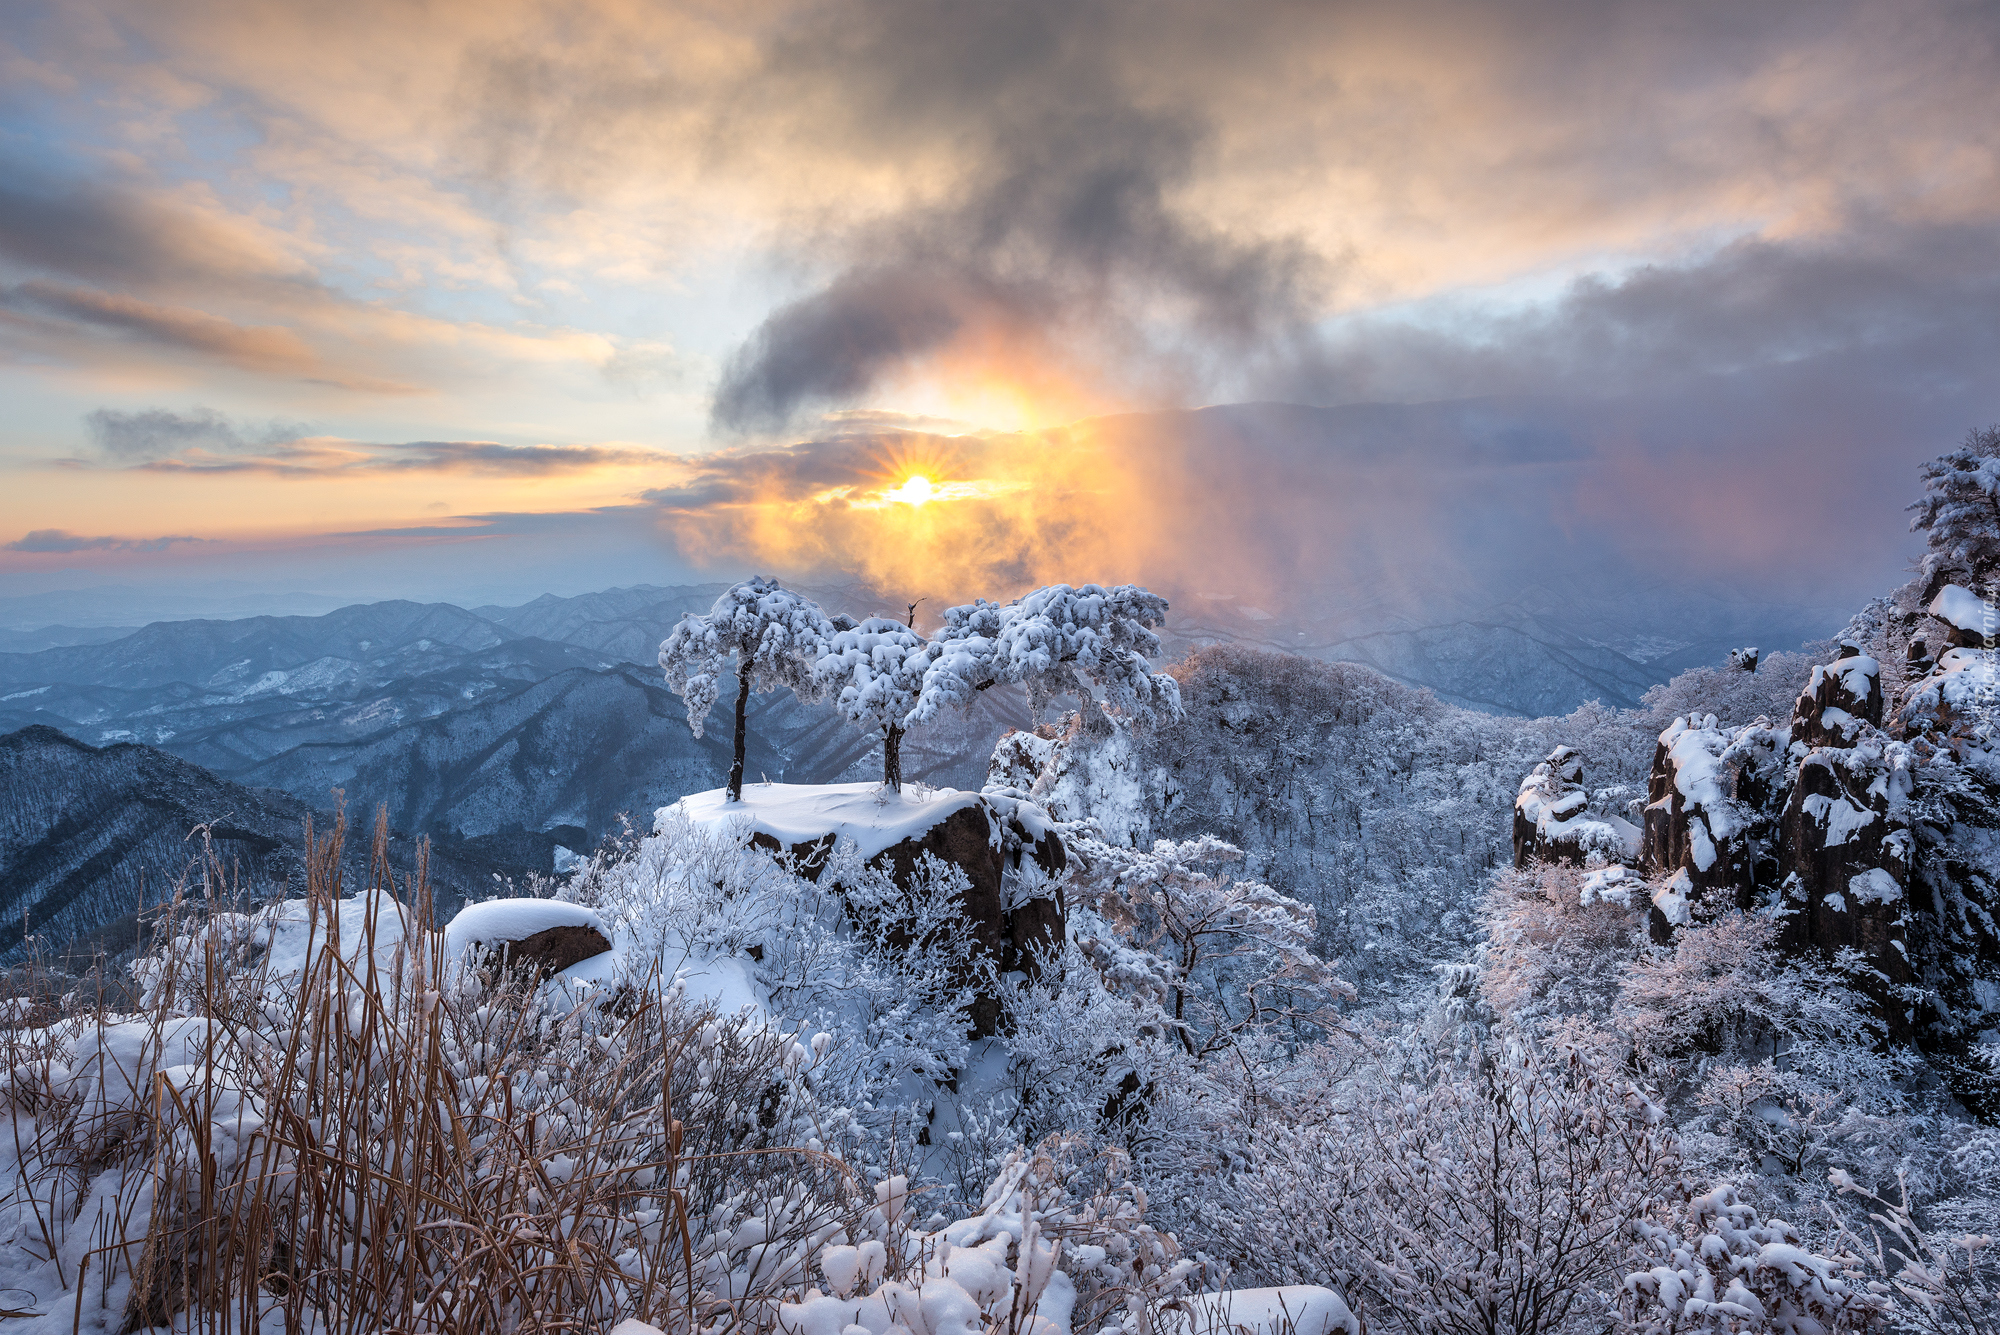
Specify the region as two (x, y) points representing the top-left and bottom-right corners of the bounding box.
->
(674, 781), (993, 861)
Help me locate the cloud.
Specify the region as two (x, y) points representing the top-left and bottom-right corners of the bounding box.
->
(2, 280), (319, 374)
(128, 439), (667, 477)
(76, 407), (674, 477)
(4, 529), (206, 553)
(707, 0), (1334, 431)
(86, 406), (307, 459)
(0, 161), (317, 295)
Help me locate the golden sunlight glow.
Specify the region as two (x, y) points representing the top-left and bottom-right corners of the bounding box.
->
(883, 474), (937, 505)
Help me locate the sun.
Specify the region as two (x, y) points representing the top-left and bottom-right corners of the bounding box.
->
(882, 474), (936, 506)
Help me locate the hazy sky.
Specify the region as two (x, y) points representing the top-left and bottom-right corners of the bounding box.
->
(2, 0), (1997, 614)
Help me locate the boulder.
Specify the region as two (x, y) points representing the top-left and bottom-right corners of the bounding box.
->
(1927, 584), (1996, 649)
(443, 899), (613, 982)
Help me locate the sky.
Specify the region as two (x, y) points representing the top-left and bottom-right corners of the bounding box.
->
(2, 0), (1998, 624)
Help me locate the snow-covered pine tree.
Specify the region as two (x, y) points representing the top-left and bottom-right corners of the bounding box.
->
(657, 576), (835, 801)
(907, 582), (1183, 730)
(1910, 424), (2000, 596)
(812, 616), (929, 790)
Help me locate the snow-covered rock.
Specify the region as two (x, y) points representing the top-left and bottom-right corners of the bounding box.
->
(1927, 582), (1997, 646)
(1778, 731), (1916, 1023)
(677, 782), (995, 863)
(1637, 717), (1786, 927)
(1791, 648), (1883, 748)
(1513, 746), (1641, 868)
(443, 897), (612, 979)
(674, 782), (1067, 1034)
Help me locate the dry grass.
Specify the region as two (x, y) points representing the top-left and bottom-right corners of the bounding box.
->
(1, 808), (850, 1335)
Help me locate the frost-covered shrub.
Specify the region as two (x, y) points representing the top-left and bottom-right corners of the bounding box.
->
(1214, 1046), (1683, 1335)
(565, 810), (992, 1149)
(1065, 835), (1349, 1060)
(1829, 1170), (2000, 1335)
(1623, 1183), (1890, 1333)
(1636, 652), (1824, 735)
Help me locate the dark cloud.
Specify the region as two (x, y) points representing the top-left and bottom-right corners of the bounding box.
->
(709, 0), (1333, 431)
(5, 529), (206, 553)
(0, 156), (315, 296)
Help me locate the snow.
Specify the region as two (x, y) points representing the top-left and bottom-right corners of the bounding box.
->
(673, 782), (992, 862)
(66, 1016), (217, 1114)
(1848, 867), (1902, 905)
(1158, 1286), (1361, 1335)
(1929, 583), (1995, 635)
(1799, 792), (1880, 847)
(1655, 718), (1743, 844)
(1580, 865), (1636, 907)
(443, 897), (609, 961)
(1653, 869), (1693, 927)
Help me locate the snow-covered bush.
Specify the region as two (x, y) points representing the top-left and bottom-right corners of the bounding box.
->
(660, 577), (838, 801)
(1623, 1183), (1891, 1333)
(1215, 1045), (1683, 1334)
(1829, 1170), (2000, 1335)
(769, 1138), (1231, 1335)
(562, 809), (991, 1149)
(1065, 835), (1349, 1060)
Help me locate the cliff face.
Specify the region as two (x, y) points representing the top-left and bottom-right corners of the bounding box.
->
(1517, 629), (2000, 1108)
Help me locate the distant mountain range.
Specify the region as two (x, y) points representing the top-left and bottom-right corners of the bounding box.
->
(0, 725), (534, 964)
(0, 569), (1837, 956)
(0, 586), (1028, 942)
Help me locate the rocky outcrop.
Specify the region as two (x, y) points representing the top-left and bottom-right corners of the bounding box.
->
(1773, 651), (1917, 1037)
(1513, 747), (1640, 868)
(714, 784), (1068, 1035)
(1791, 648), (1885, 748)
(1576, 644), (1957, 1056)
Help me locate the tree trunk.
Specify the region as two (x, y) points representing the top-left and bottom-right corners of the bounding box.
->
(728, 668), (751, 802)
(883, 723), (904, 792)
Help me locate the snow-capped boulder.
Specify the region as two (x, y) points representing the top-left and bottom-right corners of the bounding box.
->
(1790, 647), (1884, 748)
(1927, 583), (1997, 648)
(1512, 746), (1640, 868)
(443, 898), (612, 981)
